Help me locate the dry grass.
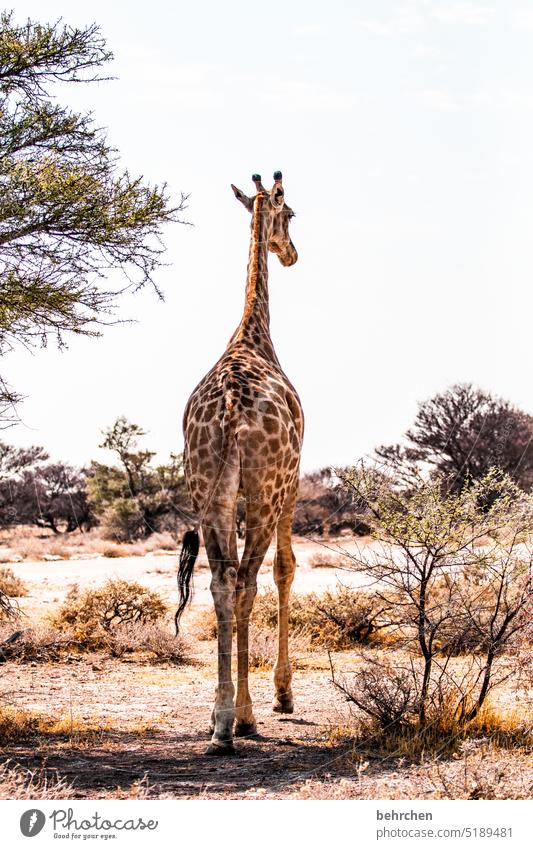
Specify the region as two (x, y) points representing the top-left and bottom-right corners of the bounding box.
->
(252, 586), (385, 650)
(0, 760), (76, 799)
(329, 687), (533, 763)
(105, 621), (189, 664)
(248, 628), (277, 670)
(0, 703), (161, 751)
(192, 587), (386, 651)
(0, 526), (179, 561)
(0, 624), (82, 663)
(262, 742), (533, 800)
(0, 567), (27, 597)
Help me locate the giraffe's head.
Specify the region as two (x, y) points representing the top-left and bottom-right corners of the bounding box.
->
(231, 171), (298, 267)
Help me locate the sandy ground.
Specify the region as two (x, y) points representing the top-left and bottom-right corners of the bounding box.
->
(0, 538), (365, 798)
(1, 537), (531, 799)
(7, 536), (377, 617)
(1, 649), (359, 798)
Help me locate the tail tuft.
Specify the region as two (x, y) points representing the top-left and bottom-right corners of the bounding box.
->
(175, 529), (200, 635)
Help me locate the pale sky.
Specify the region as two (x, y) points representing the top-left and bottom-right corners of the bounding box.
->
(4, 0), (533, 471)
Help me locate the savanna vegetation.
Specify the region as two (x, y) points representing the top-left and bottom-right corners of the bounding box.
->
(0, 12), (531, 802)
(0, 382), (531, 799)
(0, 12), (187, 422)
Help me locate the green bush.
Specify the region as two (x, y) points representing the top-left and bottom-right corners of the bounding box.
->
(100, 499), (145, 542)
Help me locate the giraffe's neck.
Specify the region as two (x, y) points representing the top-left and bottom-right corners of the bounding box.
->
(229, 194), (279, 363)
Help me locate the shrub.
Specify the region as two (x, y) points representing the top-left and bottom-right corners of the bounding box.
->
(334, 466), (533, 730)
(100, 499), (145, 542)
(51, 579), (167, 649)
(252, 586), (385, 650)
(192, 606), (219, 640)
(0, 625), (80, 663)
(193, 586), (385, 651)
(0, 567), (27, 597)
(248, 628), (276, 670)
(0, 707), (40, 744)
(105, 621), (187, 664)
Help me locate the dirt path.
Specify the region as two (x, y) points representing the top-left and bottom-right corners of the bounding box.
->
(0, 640), (359, 798)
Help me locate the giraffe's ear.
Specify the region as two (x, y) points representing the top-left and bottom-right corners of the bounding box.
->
(231, 184), (253, 212)
(270, 182), (284, 210)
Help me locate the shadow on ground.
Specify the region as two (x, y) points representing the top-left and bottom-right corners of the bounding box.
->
(2, 727), (356, 798)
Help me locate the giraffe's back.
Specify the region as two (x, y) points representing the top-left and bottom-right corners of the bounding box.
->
(183, 346), (303, 517)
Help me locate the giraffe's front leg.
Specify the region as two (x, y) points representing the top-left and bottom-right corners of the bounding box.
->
(208, 564), (237, 755)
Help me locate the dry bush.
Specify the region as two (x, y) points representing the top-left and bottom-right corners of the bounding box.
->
(0, 706), (41, 743)
(332, 650), (533, 760)
(333, 662), (416, 730)
(105, 621), (188, 664)
(193, 585), (386, 651)
(336, 467), (533, 730)
(0, 525), (179, 561)
(274, 743), (533, 800)
(0, 567), (27, 597)
(309, 552), (337, 568)
(0, 590), (18, 622)
(0, 760), (76, 799)
(311, 587), (386, 648)
(50, 579), (167, 649)
(248, 628), (276, 670)
(252, 586), (384, 650)
(309, 552), (351, 569)
(0, 625), (81, 663)
(191, 606), (221, 640)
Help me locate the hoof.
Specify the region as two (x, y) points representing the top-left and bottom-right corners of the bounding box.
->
(234, 719), (257, 738)
(206, 741), (236, 757)
(273, 695), (294, 714)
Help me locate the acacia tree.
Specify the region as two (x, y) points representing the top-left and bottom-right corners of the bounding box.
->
(16, 463), (92, 532)
(376, 383), (533, 494)
(0, 12), (188, 414)
(333, 465), (533, 732)
(87, 417), (191, 540)
(0, 441), (92, 532)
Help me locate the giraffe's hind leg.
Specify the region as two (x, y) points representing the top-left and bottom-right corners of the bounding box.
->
(203, 511), (239, 756)
(234, 515), (276, 736)
(272, 487), (298, 714)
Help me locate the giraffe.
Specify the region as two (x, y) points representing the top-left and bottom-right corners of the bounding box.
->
(176, 171), (303, 755)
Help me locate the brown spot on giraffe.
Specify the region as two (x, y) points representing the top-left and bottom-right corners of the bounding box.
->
(181, 172), (303, 755)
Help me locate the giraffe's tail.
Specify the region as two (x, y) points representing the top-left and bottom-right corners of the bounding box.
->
(175, 529), (200, 635)
(175, 391), (239, 634)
